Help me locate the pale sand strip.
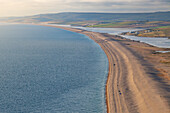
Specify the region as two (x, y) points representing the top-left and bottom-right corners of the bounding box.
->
(41, 25), (170, 113)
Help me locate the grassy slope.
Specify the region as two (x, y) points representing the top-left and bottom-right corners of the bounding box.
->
(124, 26), (170, 38)
(153, 25), (170, 28)
(87, 21), (137, 28)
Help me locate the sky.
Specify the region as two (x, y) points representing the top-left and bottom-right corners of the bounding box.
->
(0, 0), (170, 17)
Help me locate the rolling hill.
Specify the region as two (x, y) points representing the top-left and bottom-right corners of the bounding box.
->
(0, 11), (170, 24)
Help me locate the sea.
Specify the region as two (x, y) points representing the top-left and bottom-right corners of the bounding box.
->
(0, 24), (108, 113)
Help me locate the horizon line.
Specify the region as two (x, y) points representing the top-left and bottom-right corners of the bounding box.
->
(1, 10), (170, 18)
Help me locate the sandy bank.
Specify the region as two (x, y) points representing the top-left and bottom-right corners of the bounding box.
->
(41, 25), (170, 113)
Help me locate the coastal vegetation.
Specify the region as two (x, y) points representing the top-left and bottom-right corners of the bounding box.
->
(121, 26), (170, 38)
(86, 21), (170, 28)
(0, 10), (170, 113)
(1, 12), (169, 39)
(73, 20), (170, 38)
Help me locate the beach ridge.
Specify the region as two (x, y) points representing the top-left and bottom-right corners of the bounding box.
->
(42, 25), (170, 113)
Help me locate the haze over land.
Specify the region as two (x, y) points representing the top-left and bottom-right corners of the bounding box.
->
(0, 0), (170, 17)
(1, 0), (169, 30)
(0, 12), (170, 24)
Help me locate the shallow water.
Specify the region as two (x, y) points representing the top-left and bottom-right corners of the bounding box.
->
(72, 26), (170, 48)
(48, 24), (170, 48)
(48, 24), (142, 35)
(0, 24), (108, 113)
(156, 51), (170, 53)
(120, 35), (170, 48)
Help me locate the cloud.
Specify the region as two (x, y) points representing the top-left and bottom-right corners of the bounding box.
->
(0, 0), (169, 17)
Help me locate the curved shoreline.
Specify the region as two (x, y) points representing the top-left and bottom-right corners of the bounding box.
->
(40, 25), (170, 113)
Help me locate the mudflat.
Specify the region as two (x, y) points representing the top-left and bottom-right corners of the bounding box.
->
(43, 25), (170, 113)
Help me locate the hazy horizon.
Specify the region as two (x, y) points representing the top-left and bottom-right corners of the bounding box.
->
(0, 0), (170, 17)
(1, 11), (170, 18)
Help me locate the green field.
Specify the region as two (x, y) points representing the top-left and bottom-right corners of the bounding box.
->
(86, 21), (170, 28)
(123, 27), (170, 38)
(153, 25), (170, 29)
(87, 21), (137, 28)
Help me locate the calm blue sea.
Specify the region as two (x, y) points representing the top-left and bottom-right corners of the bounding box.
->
(0, 24), (108, 113)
